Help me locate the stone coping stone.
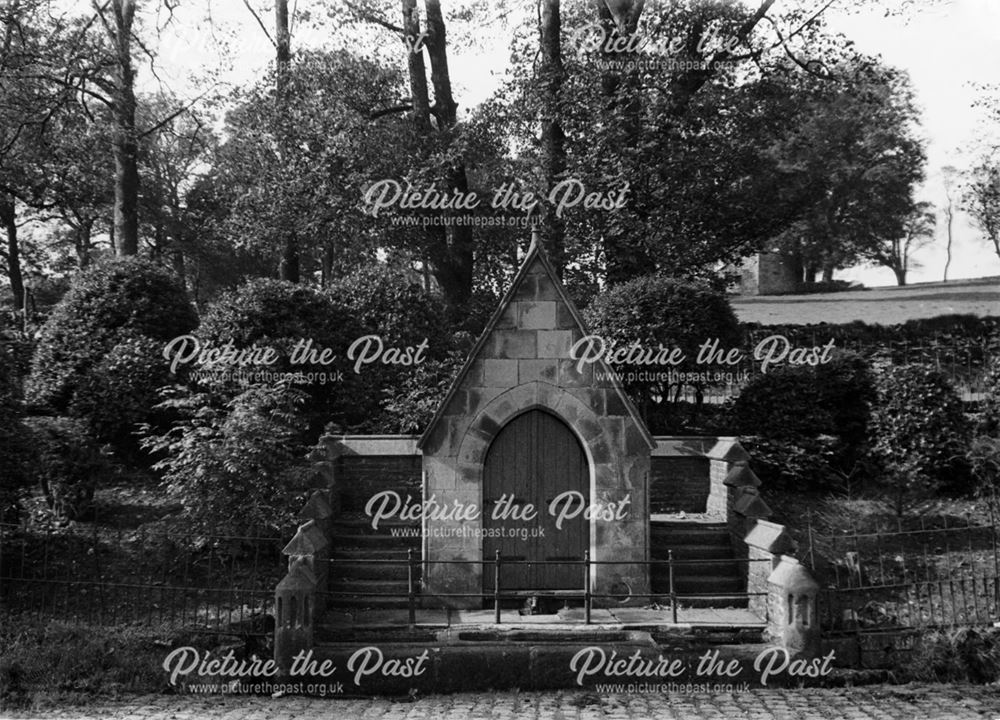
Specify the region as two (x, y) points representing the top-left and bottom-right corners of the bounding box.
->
(650, 436), (720, 457)
(745, 520), (793, 554)
(320, 435), (421, 456)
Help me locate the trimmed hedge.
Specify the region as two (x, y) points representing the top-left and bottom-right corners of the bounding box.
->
(870, 363), (971, 509)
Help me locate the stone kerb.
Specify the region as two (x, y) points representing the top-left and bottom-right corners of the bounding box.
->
(274, 563), (317, 673)
(766, 555), (821, 659)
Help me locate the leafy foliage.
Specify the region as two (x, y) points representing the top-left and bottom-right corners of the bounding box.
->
(585, 275), (741, 427)
(733, 352), (875, 491)
(869, 364), (971, 512)
(0, 333), (31, 521)
(142, 384), (310, 537)
(68, 335), (172, 458)
(23, 416), (108, 520)
(26, 258), (197, 413)
(380, 349), (466, 434)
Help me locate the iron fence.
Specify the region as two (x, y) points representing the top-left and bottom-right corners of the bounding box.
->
(0, 520), (283, 637)
(806, 509), (1000, 632)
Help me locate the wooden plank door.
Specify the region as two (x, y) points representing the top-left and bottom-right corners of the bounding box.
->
(483, 410), (588, 594)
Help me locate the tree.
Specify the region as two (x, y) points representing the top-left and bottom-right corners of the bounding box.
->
(868, 201), (936, 286)
(539, 0), (566, 275)
(964, 159), (1000, 262)
(770, 62), (925, 283)
(941, 165), (958, 281)
(94, 0), (140, 256)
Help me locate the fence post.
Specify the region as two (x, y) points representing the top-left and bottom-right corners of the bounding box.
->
(668, 550), (677, 625)
(584, 550), (591, 625)
(407, 548), (416, 627)
(494, 550), (501, 625)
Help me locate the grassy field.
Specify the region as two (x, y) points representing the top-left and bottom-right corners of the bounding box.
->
(732, 277), (1000, 325)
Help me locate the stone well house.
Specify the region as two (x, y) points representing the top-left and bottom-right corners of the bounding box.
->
(274, 237), (821, 671)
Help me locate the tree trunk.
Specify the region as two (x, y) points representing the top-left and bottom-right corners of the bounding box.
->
(821, 265), (834, 283)
(75, 218), (93, 269)
(540, 0), (566, 276)
(275, 0), (299, 283)
(944, 204), (953, 282)
(0, 193), (24, 311)
(110, 0), (139, 256)
(596, 0), (651, 284)
(402, 0), (431, 131)
(893, 265), (907, 286)
(422, 0), (473, 310)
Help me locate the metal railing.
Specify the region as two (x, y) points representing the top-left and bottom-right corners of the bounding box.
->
(806, 509), (1000, 631)
(324, 551), (771, 625)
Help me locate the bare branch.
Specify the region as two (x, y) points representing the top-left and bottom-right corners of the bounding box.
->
(242, 0), (276, 48)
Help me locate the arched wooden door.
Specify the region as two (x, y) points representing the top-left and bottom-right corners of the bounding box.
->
(482, 409), (589, 593)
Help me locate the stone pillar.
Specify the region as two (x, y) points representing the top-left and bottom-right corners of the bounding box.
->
(312, 434), (344, 516)
(766, 556), (821, 658)
(743, 520), (794, 620)
(281, 519), (330, 612)
(274, 563), (316, 673)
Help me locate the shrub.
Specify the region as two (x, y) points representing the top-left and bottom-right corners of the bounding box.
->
(142, 384), (310, 537)
(903, 627), (1000, 683)
(26, 258), (196, 438)
(869, 364), (971, 513)
(585, 275), (742, 426)
(68, 335), (173, 458)
(731, 352), (874, 491)
(327, 265), (452, 430)
(23, 416), (108, 520)
(978, 356), (1000, 437)
(380, 348), (466, 433)
(0, 337), (30, 521)
(195, 278), (368, 431)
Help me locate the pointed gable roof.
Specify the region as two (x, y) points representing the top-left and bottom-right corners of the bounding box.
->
(417, 234), (655, 451)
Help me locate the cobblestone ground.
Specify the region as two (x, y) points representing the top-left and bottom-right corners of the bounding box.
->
(3, 685), (1000, 720)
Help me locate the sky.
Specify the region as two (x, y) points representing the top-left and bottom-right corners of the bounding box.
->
(140, 0), (1000, 288)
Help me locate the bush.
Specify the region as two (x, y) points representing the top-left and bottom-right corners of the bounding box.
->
(0, 337), (31, 521)
(23, 416), (109, 520)
(327, 265), (452, 430)
(585, 275), (742, 427)
(26, 258), (197, 445)
(68, 335), (173, 458)
(195, 278), (368, 431)
(731, 352), (874, 491)
(142, 384), (310, 537)
(903, 627), (1000, 683)
(869, 364), (971, 513)
(978, 356), (1000, 437)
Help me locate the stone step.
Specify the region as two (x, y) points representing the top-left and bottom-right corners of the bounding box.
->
(649, 543), (736, 560)
(329, 533), (420, 549)
(651, 527), (731, 547)
(327, 577), (414, 609)
(330, 547), (413, 561)
(331, 518), (421, 535)
(329, 560), (413, 581)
